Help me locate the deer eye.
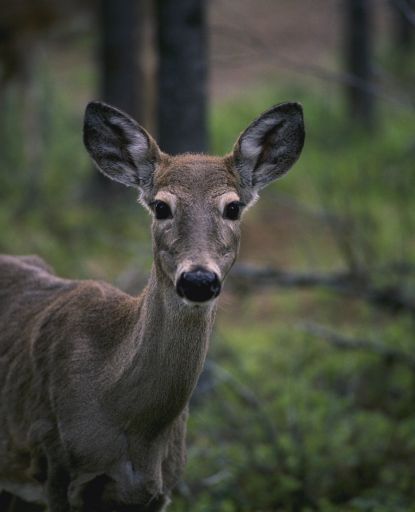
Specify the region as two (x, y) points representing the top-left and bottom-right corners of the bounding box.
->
(152, 200), (173, 220)
(223, 201), (243, 221)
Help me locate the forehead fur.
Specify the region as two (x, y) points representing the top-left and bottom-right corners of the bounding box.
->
(154, 154), (240, 196)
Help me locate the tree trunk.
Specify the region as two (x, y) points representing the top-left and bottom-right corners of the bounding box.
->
(100, 0), (143, 119)
(156, 0), (208, 154)
(390, 0), (415, 52)
(90, 0), (147, 202)
(344, 0), (375, 129)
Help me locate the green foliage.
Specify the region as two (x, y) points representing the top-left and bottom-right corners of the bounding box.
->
(172, 316), (415, 511)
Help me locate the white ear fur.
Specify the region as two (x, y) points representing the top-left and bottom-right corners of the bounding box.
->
(234, 102), (305, 192)
(83, 101), (161, 191)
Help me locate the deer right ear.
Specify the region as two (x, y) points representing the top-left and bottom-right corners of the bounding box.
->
(232, 102), (305, 195)
(83, 101), (161, 192)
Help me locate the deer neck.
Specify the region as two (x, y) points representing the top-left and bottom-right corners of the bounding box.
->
(108, 264), (216, 434)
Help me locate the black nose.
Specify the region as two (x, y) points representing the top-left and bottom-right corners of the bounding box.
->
(176, 268), (221, 303)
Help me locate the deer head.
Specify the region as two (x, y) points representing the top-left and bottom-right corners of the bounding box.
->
(83, 101), (304, 305)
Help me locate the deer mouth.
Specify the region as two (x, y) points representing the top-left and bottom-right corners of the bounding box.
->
(176, 267), (221, 303)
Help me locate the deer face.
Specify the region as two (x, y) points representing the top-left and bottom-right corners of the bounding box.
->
(149, 154), (243, 303)
(83, 101), (305, 305)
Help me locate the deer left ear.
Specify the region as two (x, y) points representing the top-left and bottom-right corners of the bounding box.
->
(232, 102), (305, 192)
(83, 101), (161, 192)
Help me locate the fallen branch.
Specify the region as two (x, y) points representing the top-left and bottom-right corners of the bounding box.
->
(229, 264), (415, 316)
(300, 322), (415, 371)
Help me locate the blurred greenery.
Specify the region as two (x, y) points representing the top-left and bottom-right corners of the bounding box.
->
(1, 51), (415, 511)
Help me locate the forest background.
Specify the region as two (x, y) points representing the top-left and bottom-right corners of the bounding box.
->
(0, 1), (414, 510)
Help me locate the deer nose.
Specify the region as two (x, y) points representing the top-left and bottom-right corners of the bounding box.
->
(176, 268), (221, 303)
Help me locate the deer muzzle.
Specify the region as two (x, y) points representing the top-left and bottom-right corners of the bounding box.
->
(176, 267), (221, 303)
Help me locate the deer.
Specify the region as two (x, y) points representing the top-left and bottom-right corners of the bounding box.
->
(0, 100), (304, 511)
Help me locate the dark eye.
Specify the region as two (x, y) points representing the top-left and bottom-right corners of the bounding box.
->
(152, 201), (172, 220)
(224, 201), (243, 221)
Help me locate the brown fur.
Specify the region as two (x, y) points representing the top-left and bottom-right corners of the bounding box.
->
(0, 101), (304, 511)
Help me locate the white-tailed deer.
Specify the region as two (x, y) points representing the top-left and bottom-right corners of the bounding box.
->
(0, 101), (304, 511)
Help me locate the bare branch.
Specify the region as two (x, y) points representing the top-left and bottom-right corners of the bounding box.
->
(391, 0), (415, 25)
(229, 264), (415, 315)
(300, 322), (415, 371)
(210, 19), (415, 110)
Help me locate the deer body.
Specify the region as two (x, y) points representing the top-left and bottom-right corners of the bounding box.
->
(0, 255), (213, 510)
(0, 102), (304, 511)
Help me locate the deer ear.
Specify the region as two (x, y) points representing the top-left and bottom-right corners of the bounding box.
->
(233, 103), (305, 192)
(83, 101), (161, 191)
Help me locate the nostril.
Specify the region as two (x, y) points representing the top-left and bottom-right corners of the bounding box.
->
(176, 269), (221, 303)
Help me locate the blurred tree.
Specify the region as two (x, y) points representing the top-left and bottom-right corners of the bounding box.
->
(0, 1), (90, 88)
(0, 0), (92, 211)
(100, 0), (142, 120)
(390, 0), (415, 52)
(90, 0), (150, 202)
(343, 0), (375, 129)
(156, 0), (208, 154)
